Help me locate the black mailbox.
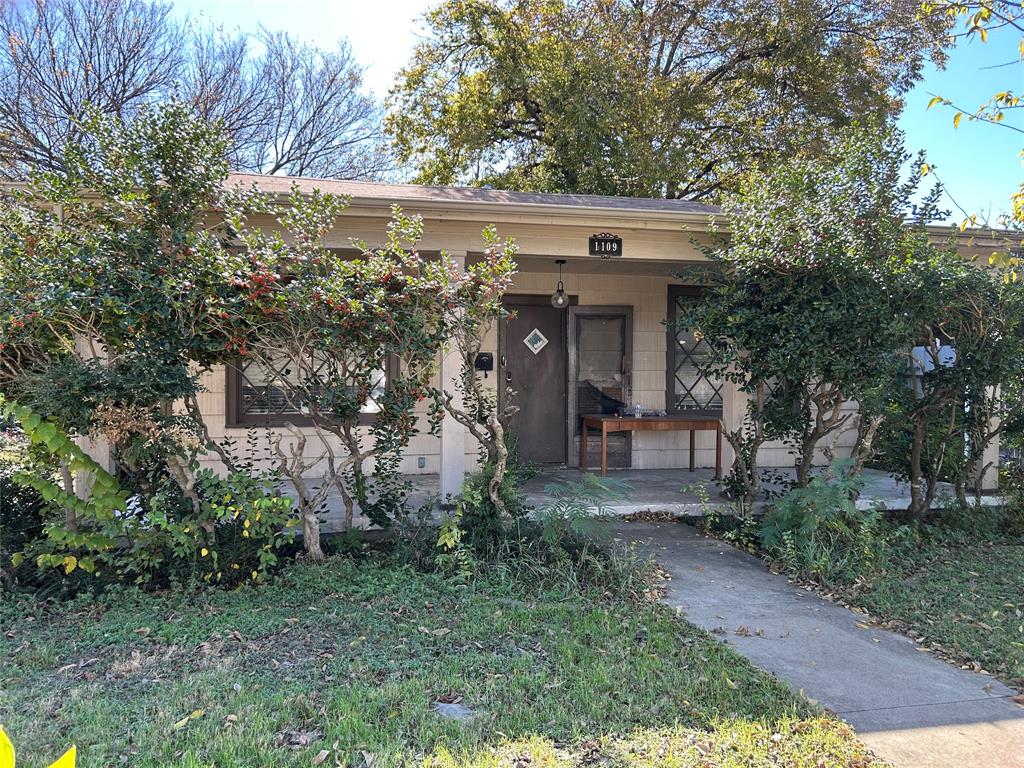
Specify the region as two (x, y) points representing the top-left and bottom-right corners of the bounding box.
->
(474, 352), (494, 376)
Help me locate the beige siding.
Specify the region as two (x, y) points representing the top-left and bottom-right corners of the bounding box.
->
(181, 202), (835, 480)
(190, 265), (855, 477)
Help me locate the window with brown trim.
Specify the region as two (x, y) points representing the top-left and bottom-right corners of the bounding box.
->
(226, 353), (397, 427)
(666, 285), (722, 415)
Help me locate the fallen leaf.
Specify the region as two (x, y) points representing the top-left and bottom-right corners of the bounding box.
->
(312, 749), (331, 765)
(135, 627), (151, 637)
(173, 709), (205, 730)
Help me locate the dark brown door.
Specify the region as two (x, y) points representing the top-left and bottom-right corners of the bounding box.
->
(499, 296), (570, 465)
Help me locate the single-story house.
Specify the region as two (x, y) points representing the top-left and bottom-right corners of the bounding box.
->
(143, 173), (998, 505)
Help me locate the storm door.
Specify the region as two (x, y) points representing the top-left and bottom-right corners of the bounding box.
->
(569, 306), (633, 469)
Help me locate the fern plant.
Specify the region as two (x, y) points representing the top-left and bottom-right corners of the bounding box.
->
(759, 461), (885, 586)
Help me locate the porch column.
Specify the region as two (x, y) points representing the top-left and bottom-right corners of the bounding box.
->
(73, 335), (114, 499)
(720, 373), (747, 474)
(439, 252), (468, 502)
(977, 385), (1000, 492)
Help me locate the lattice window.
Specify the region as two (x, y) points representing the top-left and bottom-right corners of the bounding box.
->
(231, 352), (387, 425)
(668, 286), (722, 413)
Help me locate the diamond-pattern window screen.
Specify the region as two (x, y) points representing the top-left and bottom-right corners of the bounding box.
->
(238, 352), (386, 419)
(523, 328), (549, 355)
(669, 288), (723, 412)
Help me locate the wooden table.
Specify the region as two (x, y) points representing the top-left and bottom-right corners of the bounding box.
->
(580, 414), (722, 478)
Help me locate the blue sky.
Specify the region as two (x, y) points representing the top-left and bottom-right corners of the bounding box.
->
(175, 1), (1023, 221)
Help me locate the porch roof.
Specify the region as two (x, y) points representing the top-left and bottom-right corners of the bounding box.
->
(226, 173), (1023, 252)
(227, 172), (720, 223)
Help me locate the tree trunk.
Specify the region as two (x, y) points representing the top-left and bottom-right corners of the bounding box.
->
(273, 428), (327, 562)
(851, 412), (883, 475)
(796, 435), (815, 487)
(487, 414), (509, 518)
(339, 480), (355, 532)
(166, 454), (202, 515)
(907, 420), (927, 519)
(725, 382), (770, 505)
(58, 460), (78, 533)
(302, 505), (326, 561)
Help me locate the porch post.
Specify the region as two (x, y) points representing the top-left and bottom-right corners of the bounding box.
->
(977, 385), (1000, 492)
(720, 372), (747, 474)
(73, 335), (114, 499)
(439, 252), (468, 502)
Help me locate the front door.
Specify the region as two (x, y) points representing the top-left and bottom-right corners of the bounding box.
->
(499, 296), (570, 465)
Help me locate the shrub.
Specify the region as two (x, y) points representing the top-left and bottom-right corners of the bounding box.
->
(116, 468), (298, 587)
(11, 466), (297, 590)
(758, 463), (886, 587)
(0, 460), (49, 586)
(449, 460), (531, 552)
(438, 471), (651, 597)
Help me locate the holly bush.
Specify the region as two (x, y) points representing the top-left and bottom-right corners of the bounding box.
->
(691, 123), (928, 498)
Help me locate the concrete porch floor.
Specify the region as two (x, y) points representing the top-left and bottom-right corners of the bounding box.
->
(519, 466), (994, 516)
(318, 466), (998, 532)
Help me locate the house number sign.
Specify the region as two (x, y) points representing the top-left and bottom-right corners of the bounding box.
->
(588, 232), (622, 257)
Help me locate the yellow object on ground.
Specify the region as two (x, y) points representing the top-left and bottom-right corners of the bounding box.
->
(0, 726), (75, 768)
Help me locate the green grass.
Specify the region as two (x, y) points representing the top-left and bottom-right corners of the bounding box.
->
(855, 539), (1024, 688)
(1, 559), (881, 767)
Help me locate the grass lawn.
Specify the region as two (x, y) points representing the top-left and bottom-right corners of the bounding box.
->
(1, 558), (882, 767)
(853, 539), (1024, 689)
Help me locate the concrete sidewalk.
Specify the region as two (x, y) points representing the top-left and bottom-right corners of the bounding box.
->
(614, 521), (1024, 768)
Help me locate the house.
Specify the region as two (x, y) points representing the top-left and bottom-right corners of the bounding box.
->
(79, 174), (1007, 508)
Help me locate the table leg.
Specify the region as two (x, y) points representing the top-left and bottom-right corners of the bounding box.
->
(600, 423), (608, 477)
(580, 422), (588, 472)
(689, 429), (696, 472)
(715, 422), (722, 479)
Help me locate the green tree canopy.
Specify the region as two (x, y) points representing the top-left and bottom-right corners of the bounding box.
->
(691, 124), (933, 497)
(388, 0), (948, 198)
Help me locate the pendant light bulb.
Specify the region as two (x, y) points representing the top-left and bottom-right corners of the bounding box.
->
(551, 259), (568, 309)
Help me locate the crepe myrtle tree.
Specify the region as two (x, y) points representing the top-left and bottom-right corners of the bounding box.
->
(209, 187), (518, 559)
(0, 101), (519, 568)
(690, 125), (920, 498)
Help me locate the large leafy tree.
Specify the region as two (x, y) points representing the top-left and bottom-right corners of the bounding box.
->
(388, 0), (948, 197)
(0, 0), (387, 179)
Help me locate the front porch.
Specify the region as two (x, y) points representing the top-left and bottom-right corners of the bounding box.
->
(320, 467), (998, 533)
(516, 467), (1000, 515)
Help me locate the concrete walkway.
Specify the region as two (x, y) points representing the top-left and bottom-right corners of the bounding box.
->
(614, 521), (1024, 768)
